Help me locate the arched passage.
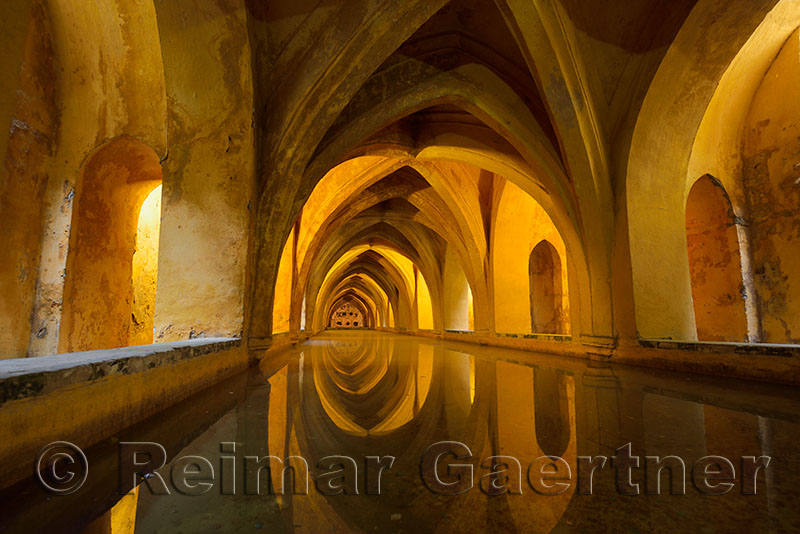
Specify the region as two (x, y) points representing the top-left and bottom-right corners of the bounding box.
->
(59, 137), (162, 352)
(685, 176), (749, 342)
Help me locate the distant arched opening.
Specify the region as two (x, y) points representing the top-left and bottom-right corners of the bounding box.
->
(329, 299), (367, 329)
(685, 175), (748, 342)
(529, 241), (564, 334)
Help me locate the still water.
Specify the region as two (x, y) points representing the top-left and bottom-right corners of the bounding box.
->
(4, 331), (800, 533)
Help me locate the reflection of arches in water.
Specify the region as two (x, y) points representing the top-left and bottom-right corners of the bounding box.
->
(534, 368), (571, 458)
(264, 336), (579, 533)
(442, 350), (476, 432)
(309, 336), (442, 435)
(493, 359), (577, 530)
(495, 360), (574, 459)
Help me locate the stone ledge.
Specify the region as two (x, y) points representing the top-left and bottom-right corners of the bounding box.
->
(0, 338), (240, 405)
(0, 339), (247, 490)
(364, 328), (800, 386)
(638, 339), (800, 358)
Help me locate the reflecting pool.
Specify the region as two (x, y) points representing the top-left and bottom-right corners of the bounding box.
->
(3, 331), (800, 533)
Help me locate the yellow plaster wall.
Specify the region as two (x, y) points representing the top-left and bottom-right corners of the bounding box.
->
(0, 0), (58, 358)
(742, 29), (800, 343)
(416, 269), (434, 331)
(492, 181), (569, 335)
(153, 0), (254, 342)
(5, 0), (169, 358)
(272, 230), (295, 334)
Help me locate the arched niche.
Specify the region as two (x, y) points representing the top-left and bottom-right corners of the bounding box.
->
(626, 0), (800, 340)
(685, 176), (749, 342)
(530, 240), (565, 335)
(59, 137), (162, 352)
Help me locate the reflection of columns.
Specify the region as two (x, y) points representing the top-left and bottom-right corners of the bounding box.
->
(442, 349), (472, 433)
(643, 395), (706, 458)
(577, 365), (622, 458)
(237, 368), (274, 497)
(495, 360), (537, 459)
(576, 366), (653, 527)
(758, 417), (776, 525)
(237, 371), (271, 459)
(643, 393), (706, 526)
(704, 406), (769, 532)
(534, 368), (569, 457)
(757, 417), (797, 533)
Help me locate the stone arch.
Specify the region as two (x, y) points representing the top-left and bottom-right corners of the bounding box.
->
(626, 0), (794, 340)
(329, 297), (368, 329)
(249, 59), (600, 343)
(312, 249), (416, 333)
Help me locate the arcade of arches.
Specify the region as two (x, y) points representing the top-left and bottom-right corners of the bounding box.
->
(2, 0), (800, 530)
(3, 0), (800, 369)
